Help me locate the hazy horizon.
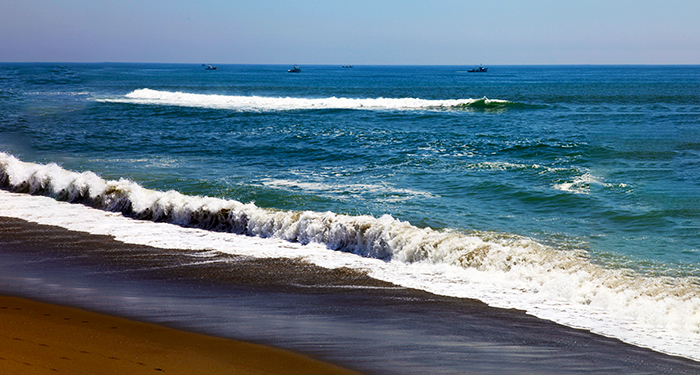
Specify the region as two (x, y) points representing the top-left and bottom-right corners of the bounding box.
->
(2, 0), (699, 65)
(3, 62), (700, 66)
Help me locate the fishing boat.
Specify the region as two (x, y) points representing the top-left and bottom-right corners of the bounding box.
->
(288, 65), (302, 73)
(467, 65), (488, 73)
(204, 64), (218, 70)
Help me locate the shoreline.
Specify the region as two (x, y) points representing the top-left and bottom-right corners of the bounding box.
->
(2, 214), (700, 374)
(0, 294), (362, 375)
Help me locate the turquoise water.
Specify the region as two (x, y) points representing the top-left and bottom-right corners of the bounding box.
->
(2, 63), (698, 277)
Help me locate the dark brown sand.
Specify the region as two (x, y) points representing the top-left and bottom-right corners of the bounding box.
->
(1, 215), (699, 375)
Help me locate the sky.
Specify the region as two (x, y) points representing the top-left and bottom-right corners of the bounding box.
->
(1, 0), (699, 65)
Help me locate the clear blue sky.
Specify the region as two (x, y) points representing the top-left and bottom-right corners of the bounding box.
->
(2, 0), (698, 64)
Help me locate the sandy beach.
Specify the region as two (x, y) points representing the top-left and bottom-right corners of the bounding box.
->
(1, 215), (700, 375)
(0, 294), (363, 375)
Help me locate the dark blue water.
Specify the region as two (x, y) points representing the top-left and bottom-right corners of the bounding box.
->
(2, 64), (699, 276)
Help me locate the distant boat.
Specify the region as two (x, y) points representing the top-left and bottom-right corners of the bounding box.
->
(203, 64), (218, 70)
(342, 65), (353, 68)
(288, 65), (302, 73)
(467, 65), (488, 73)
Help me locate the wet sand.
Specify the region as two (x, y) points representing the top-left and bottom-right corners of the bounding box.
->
(1, 215), (700, 374)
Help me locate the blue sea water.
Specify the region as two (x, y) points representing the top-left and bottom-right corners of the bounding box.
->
(1, 63), (699, 359)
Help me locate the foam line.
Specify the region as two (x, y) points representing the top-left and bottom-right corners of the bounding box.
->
(98, 89), (515, 111)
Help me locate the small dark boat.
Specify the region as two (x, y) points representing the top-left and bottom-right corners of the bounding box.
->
(288, 65), (301, 73)
(467, 65), (488, 73)
(342, 65), (353, 68)
(204, 64), (218, 70)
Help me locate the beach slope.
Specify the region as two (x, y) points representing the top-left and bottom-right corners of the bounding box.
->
(0, 295), (362, 375)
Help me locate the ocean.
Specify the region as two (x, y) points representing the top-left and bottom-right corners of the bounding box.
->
(1, 63), (699, 367)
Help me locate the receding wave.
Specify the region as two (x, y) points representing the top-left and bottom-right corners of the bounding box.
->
(1, 152), (699, 360)
(98, 89), (527, 112)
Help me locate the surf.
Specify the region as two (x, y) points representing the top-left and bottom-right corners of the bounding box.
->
(1, 151), (699, 361)
(98, 89), (524, 112)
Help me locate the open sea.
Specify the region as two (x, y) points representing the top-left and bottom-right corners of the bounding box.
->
(1, 63), (699, 364)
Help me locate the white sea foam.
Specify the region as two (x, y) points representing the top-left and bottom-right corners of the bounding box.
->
(1, 152), (699, 361)
(553, 172), (630, 195)
(554, 172), (593, 194)
(262, 178), (437, 202)
(469, 161), (569, 174)
(97, 89), (510, 112)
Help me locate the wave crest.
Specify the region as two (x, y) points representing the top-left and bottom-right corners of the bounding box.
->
(0, 153), (574, 266)
(98, 89), (526, 112)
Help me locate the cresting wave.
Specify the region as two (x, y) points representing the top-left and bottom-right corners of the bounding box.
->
(98, 89), (520, 111)
(1, 152), (699, 360)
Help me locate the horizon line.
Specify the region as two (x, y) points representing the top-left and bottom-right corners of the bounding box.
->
(1, 61), (699, 67)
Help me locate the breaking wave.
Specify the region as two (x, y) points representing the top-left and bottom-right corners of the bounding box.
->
(1, 152), (699, 361)
(98, 89), (527, 112)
